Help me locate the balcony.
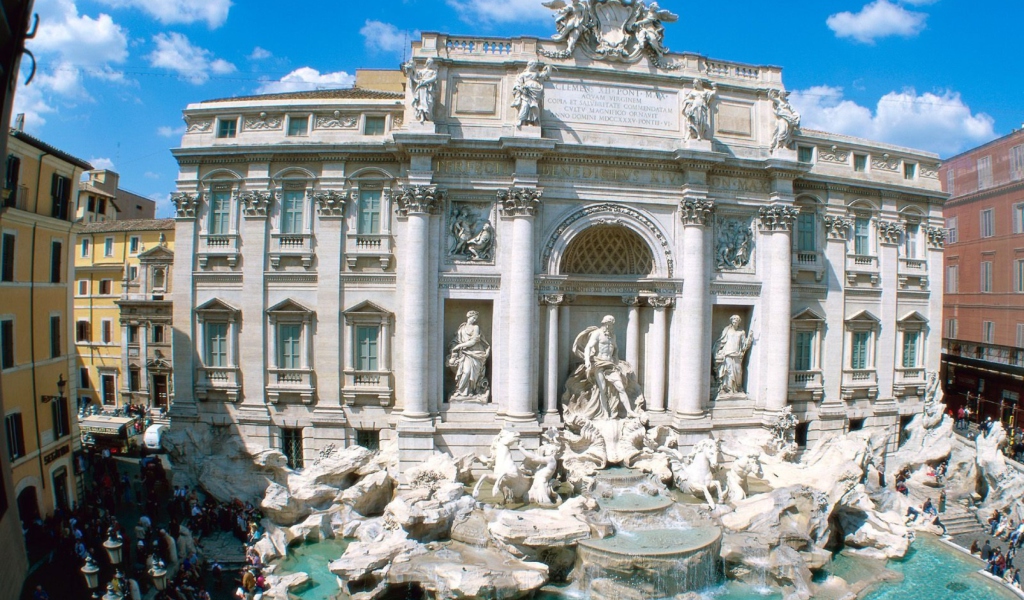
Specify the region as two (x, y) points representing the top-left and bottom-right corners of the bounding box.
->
(841, 369), (879, 400)
(345, 233), (392, 270)
(269, 233), (314, 269)
(788, 370), (823, 401)
(195, 366), (241, 401)
(266, 368), (315, 404)
(894, 367), (926, 397)
(2, 184), (28, 210)
(897, 257), (929, 290)
(791, 250), (824, 282)
(845, 254), (879, 287)
(342, 369), (393, 406)
(198, 234), (240, 268)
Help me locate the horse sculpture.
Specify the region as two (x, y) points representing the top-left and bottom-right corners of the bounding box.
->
(672, 438), (724, 509)
(472, 429), (531, 504)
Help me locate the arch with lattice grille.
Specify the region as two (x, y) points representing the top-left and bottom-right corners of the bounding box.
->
(543, 203), (673, 278)
(561, 225), (654, 276)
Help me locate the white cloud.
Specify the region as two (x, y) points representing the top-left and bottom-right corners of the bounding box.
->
(144, 172), (161, 180)
(12, 83), (57, 129)
(255, 67), (354, 95)
(248, 46), (272, 60)
(445, 0), (550, 24)
(360, 20), (415, 57)
(157, 125), (186, 137)
(789, 85), (996, 157)
(96, 0), (231, 28)
(89, 157), (116, 171)
(31, 0), (129, 65)
(147, 32), (236, 84)
(826, 1), (927, 44)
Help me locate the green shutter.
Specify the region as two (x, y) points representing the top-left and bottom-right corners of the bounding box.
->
(281, 191), (304, 234)
(902, 332), (918, 368)
(211, 192), (230, 234)
(357, 326), (379, 371)
(797, 213), (815, 252)
(358, 191), (381, 234)
(794, 332), (813, 371)
(852, 332), (869, 370)
(279, 324), (302, 369)
(206, 323), (228, 367)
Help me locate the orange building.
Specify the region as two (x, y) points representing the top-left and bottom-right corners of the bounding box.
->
(941, 128), (1024, 423)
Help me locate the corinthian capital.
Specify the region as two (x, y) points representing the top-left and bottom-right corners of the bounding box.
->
(396, 185), (445, 216)
(170, 192), (200, 219)
(680, 198), (715, 226)
(498, 186), (542, 218)
(311, 190), (348, 217)
(757, 204), (799, 232)
(240, 191), (274, 217)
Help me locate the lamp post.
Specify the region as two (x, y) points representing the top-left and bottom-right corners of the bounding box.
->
(103, 528), (124, 566)
(81, 555), (100, 591)
(149, 559), (167, 591)
(102, 582), (123, 600)
(34, 374), (67, 492)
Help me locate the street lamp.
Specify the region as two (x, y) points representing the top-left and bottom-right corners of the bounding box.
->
(103, 528), (123, 566)
(81, 555), (100, 590)
(102, 582), (123, 600)
(149, 559), (167, 591)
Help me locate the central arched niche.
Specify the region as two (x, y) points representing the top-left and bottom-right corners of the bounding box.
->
(560, 224), (654, 277)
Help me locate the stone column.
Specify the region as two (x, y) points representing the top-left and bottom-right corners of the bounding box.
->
(623, 296), (641, 369)
(396, 186), (445, 421)
(758, 202), (799, 414)
(312, 190), (347, 413)
(647, 297), (672, 412)
(499, 186), (542, 422)
(542, 294), (563, 415)
(169, 191), (199, 419)
(675, 197), (715, 421)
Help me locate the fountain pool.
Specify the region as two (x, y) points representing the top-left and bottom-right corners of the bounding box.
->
(274, 538), (352, 600)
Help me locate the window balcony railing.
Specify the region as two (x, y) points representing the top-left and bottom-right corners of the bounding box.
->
(898, 257), (927, 273)
(789, 370), (823, 388)
(198, 233), (240, 268)
(195, 366), (241, 401)
(846, 253), (878, 270)
(897, 367), (925, 382)
(791, 250), (824, 282)
(345, 233), (392, 270)
(266, 367), (315, 404)
(843, 369), (878, 386)
(269, 232), (314, 269)
(342, 369), (393, 406)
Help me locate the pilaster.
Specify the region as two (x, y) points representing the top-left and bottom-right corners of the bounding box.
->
(169, 192), (199, 420)
(313, 190), (348, 417)
(758, 198), (799, 417)
(238, 185), (273, 419)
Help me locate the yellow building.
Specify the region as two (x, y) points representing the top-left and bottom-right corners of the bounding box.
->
(0, 130), (90, 524)
(74, 220), (175, 411)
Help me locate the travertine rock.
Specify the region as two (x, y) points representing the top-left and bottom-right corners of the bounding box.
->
(888, 412), (954, 478)
(835, 487), (910, 560)
(487, 497), (597, 581)
(329, 532), (426, 596)
(387, 541), (548, 599)
(975, 422), (1024, 514)
(340, 470), (395, 517)
(262, 572), (311, 600)
(382, 483), (475, 542)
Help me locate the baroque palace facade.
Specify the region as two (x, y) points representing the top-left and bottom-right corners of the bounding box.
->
(169, 14), (945, 469)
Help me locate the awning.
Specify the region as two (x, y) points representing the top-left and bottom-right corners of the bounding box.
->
(79, 415), (137, 436)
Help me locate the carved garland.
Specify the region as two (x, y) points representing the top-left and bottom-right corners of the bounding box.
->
(757, 204), (800, 232)
(396, 185), (445, 216)
(680, 198), (715, 226)
(497, 186), (542, 217)
(542, 203), (674, 278)
(171, 192), (200, 218)
(823, 215), (852, 240)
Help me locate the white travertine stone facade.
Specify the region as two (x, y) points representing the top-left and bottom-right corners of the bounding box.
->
(168, 26), (946, 469)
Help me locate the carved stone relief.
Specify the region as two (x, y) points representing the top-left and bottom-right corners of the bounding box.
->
(817, 146), (850, 164)
(311, 190), (348, 218)
(240, 191), (274, 217)
(314, 111), (358, 129)
(715, 217), (754, 271)
(757, 205), (800, 232)
(539, 0), (680, 68)
(244, 112), (283, 131)
(876, 220), (905, 245)
(448, 203), (496, 263)
(184, 118), (211, 133)
(170, 192), (200, 218)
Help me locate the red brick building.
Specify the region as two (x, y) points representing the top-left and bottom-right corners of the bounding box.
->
(941, 128), (1024, 424)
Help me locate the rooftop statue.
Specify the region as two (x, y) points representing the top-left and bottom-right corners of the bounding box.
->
(540, 0), (678, 64)
(402, 58), (438, 124)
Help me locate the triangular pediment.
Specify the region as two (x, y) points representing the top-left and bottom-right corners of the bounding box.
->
(793, 308), (825, 322)
(267, 298), (312, 314)
(846, 309), (880, 323)
(898, 311), (928, 324)
(196, 298), (239, 313)
(138, 245), (174, 261)
(343, 300), (391, 316)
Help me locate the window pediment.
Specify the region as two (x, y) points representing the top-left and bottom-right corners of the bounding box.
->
(343, 300), (392, 325)
(196, 298), (239, 315)
(137, 245), (174, 262)
(267, 298), (313, 315)
(793, 308), (825, 322)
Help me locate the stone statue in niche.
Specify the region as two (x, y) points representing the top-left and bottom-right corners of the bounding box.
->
(512, 60), (552, 127)
(403, 58), (438, 124)
(682, 78), (716, 141)
(562, 315), (646, 421)
(768, 89), (801, 154)
(714, 315), (753, 397)
(449, 206), (495, 262)
(716, 218), (753, 270)
(447, 311), (491, 403)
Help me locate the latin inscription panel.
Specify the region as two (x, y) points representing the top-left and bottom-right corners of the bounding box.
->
(544, 81), (679, 131)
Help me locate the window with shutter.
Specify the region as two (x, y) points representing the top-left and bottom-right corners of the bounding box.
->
(50, 241), (62, 283)
(281, 190), (304, 234)
(278, 324), (302, 369)
(356, 326), (379, 371)
(358, 190), (382, 234)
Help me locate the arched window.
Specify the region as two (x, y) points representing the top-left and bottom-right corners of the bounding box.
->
(561, 225), (654, 276)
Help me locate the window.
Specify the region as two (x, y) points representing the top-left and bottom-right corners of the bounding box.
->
(946, 318), (958, 339)
(287, 116), (309, 136)
(1012, 145), (1024, 182)
(851, 331), (870, 370)
(129, 236), (140, 254)
(77, 280), (88, 296)
(50, 241), (62, 283)
(128, 325), (139, 344)
(80, 367), (90, 389)
(978, 156), (993, 189)
(794, 422), (809, 447)
(50, 174), (70, 220)
(1017, 259), (1024, 293)
(356, 429), (380, 451)
(5, 154), (20, 207)
(903, 162), (916, 180)
(282, 428), (303, 469)
(854, 217), (871, 255)
(153, 325), (164, 344)
(153, 268), (166, 290)
(356, 326), (379, 371)
(904, 223), (919, 259)
(796, 212), (815, 252)
(358, 190), (382, 234)
(80, 238), (90, 257)
(52, 396), (70, 439)
(101, 320), (112, 344)
(0, 319), (12, 369)
(281, 190), (304, 234)
(103, 237), (114, 257)
(853, 154), (867, 172)
(5, 414), (24, 461)
(983, 321), (996, 344)
(981, 261), (993, 293)
(945, 265), (958, 294)
(129, 369), (140, 392)
(205, 322), (228, 367)
(797, 146), (814, 163)
(209, 190), (231, 234)
(76, 320), (90, 343)
(794, 331), (814, 371)
(945, 217), (958, 244)
(49, 315), (60, 358)
(98, 198), (107, 214)
(128, 266), (137, 281)
(1018, 324), (1024, 348)
(216, 118), (237, 138)
(99, 279), (112, 295)
(101, 374), (116, 404)
(849, 418), (865, 432)
(1015, 204), (1024, 234)
(1, 232), (14, 281)
(980, 208), (994, 238)
(902, 331), (920, 368)
(363, 116), (386, 136)
(946, 168), (955, 194)
(278, 324), (302, 369)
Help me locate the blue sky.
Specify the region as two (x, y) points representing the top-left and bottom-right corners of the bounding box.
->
(16, 0), (1021, 217)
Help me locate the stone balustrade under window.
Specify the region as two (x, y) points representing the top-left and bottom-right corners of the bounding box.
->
(195, 366), (241, 401)
(343, 369), (393, 407)
(269, 232), (314, 269)
(266, 367), (315, 404)
(345, 232), (393, 269)
(198, 233), (240, 268)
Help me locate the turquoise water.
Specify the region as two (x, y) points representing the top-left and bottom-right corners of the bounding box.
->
(275, 538), (352, 600)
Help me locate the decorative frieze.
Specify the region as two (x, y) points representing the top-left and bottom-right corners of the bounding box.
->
(438, 274), (501, 290)
(184, 118), (211, 133)
(171, 192), (200, 218)
(924, 225), (945, 249)
(497, 186), (542, 217)
(757, 204), (800, 232)
(871, 155), (900, 172)
(243, 112), (283, 131)
(648, 296), (674, 309)
(716, 216), (754, 271)
(396, 185), (445, 216)
(817, 146), (850, 164)
(876, 220), (905, 245)
(679, 198), (715, 226)
(240, 191), (274, 217)
(311, 190), (348, 217)
(920, 164), (940, 179)
(823, 215), (852, 240)
(314, 111), (358, 129)
(709, 282), (762, 297)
